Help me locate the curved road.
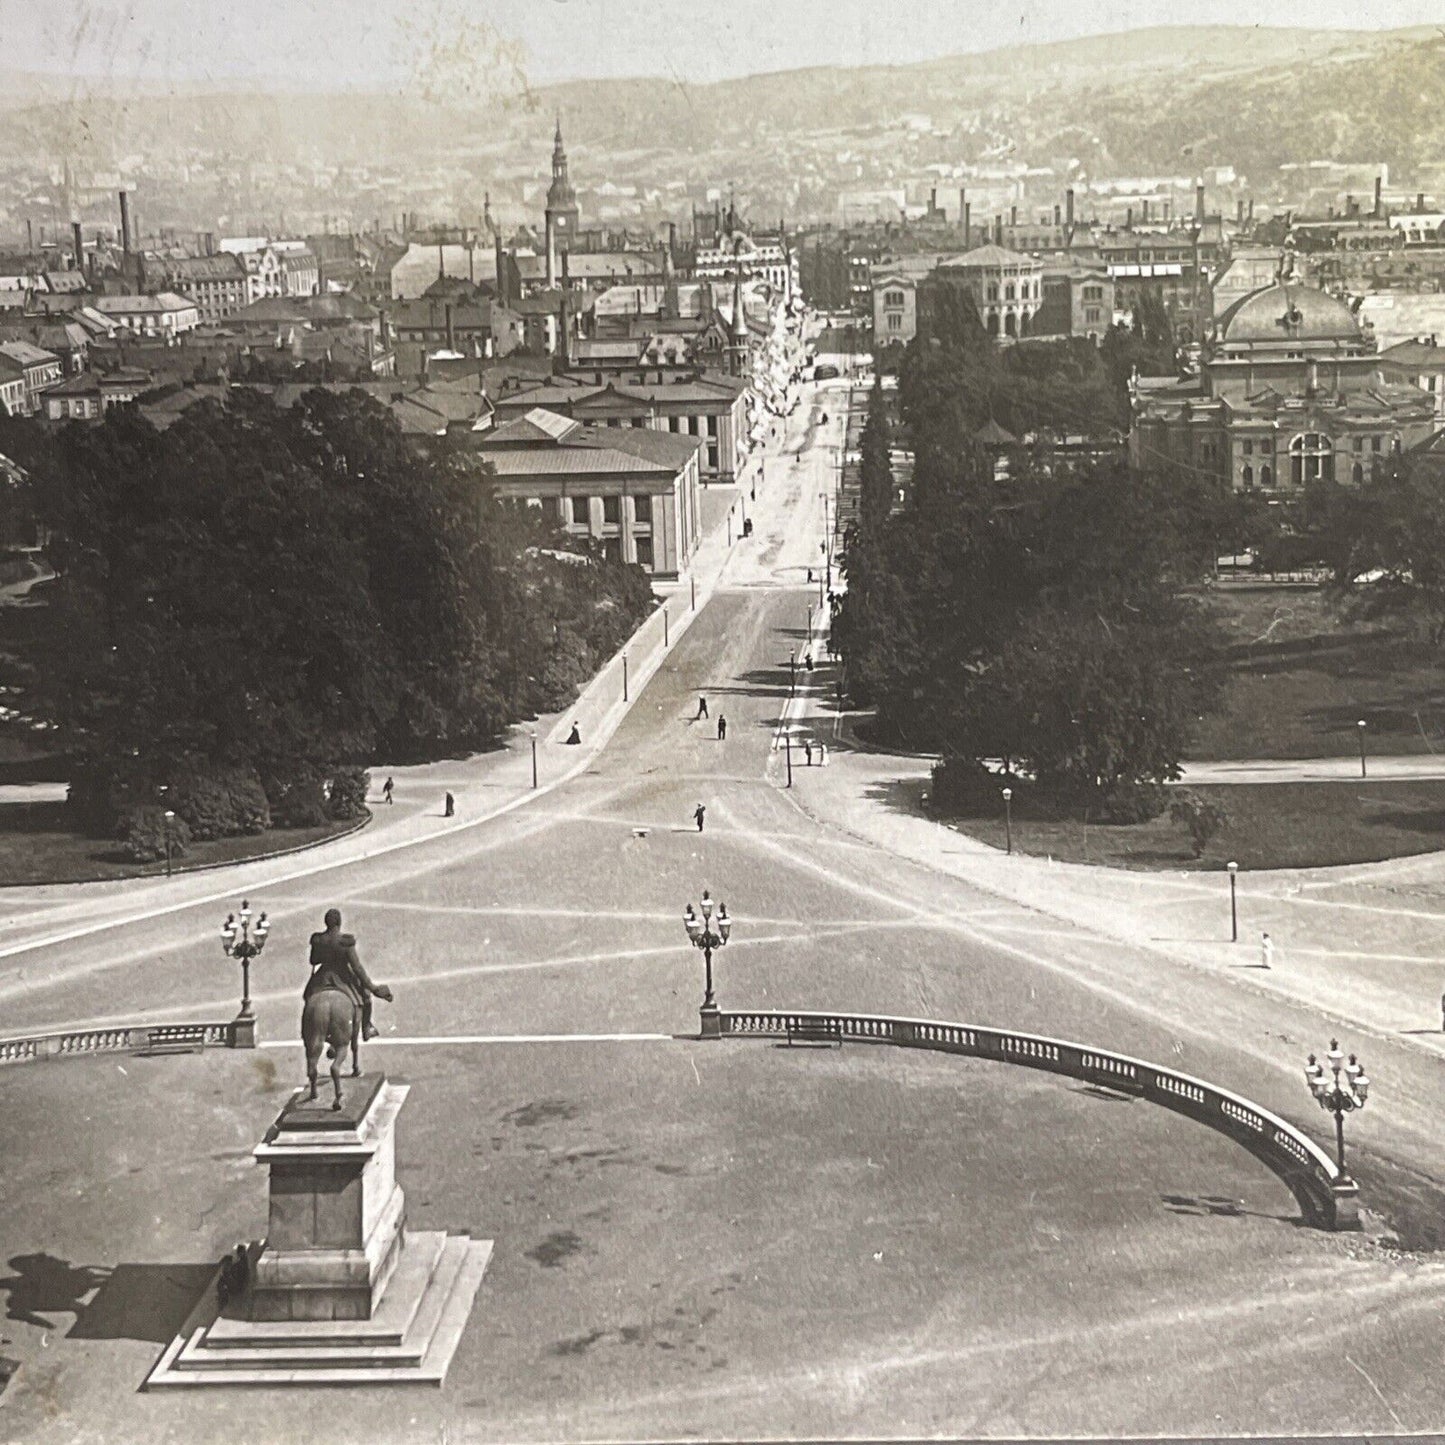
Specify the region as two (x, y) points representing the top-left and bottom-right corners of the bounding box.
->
(3, 384), (1445, 1439)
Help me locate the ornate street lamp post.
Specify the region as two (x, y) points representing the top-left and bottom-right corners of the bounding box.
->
(1304, 1039), (1370, 1185)
(1002, 787), (1013, 855)
(222, 900), (269, 1045)
(683, 889), (731, 1035)
(163, 809), (176, 878)
(1227, 860), (1239, 942)
(1357, 719), (1368, 778)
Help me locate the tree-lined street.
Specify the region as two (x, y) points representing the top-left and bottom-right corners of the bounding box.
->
(5, 381), (1445, 1439)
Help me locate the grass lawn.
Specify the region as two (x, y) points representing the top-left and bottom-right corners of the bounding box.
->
(0, 801), (365, 886)
(948, 780), (1445, 871)
(1189, 587), (1445, 760)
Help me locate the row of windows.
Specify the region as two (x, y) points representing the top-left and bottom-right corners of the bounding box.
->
(1241, 433), (1398, 457)
(566, 494), (653, 526)
(986, 281), (1040, 303)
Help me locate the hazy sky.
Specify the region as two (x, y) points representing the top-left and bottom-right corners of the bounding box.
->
(4, 0), (1442, 89)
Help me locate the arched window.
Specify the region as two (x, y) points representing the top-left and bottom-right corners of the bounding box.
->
(1242, 464), (1253, 488)
(1352, 462), (1364, 484)
(1289, 433), (1334, 486)
(1004, 312), (1017, 338)
(987, 312), (1000, 336)
(988, 283), (998, 301)
(1260, 463), (1273, 488)
(1004, 283), (1016, 301)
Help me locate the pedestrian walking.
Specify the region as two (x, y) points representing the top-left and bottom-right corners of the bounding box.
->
(566, 722), (582, 745)
(1261, 931), (1274, 970)
(383, 776), (394, 805)
(1439, 988), (1445, 1032)
(696, 695), (709, 720)
(693, 802), (706, 833)
(807, 567), (814, 583)
(803, 738), (813, 766)
(444, 792), (455, 818)
(804, 651), (814, 672)
(717, 715), (727, 741)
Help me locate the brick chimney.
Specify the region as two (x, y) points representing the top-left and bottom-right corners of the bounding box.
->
(445, 302), (455, 353)
(1196, 182), (1205, 221)
(1374, 176), (1383, 218)
(72, 221), (84, 271)
(1010, 204), (1017, 227)
(1065, 189), (1075, 227)
(118, 190), (132, 256)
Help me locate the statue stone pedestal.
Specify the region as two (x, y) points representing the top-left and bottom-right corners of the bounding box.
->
(145, 1074), (492, 1388)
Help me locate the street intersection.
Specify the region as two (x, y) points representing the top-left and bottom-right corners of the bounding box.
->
(3, 383), (1445, 1438)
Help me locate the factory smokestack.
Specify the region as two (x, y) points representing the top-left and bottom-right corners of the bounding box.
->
(71, 221), (83, 271)
(118, 191), (132, 255)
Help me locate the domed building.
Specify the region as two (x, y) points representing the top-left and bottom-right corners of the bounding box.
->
(1130, 278), (1436, 490)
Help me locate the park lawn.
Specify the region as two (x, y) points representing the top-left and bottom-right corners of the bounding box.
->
(950, 780), (1445, 871)
(0, 801), (364, 886)
(1188, 586), (1445, 760)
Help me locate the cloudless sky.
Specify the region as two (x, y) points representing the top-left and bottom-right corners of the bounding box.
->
(3, 0), (1442, 89)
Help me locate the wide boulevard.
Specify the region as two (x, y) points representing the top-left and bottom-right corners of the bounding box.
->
(3, 382), (1445, 1440)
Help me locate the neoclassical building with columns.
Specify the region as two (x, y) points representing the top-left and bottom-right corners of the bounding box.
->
(1130, 279), (1437, 491)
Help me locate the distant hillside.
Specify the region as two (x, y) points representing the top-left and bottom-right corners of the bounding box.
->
(4, 24), (1443, 203)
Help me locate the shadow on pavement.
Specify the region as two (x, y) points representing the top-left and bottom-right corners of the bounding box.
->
(67, 1262), (216, 1343)
(0, 1253), (111, 1331)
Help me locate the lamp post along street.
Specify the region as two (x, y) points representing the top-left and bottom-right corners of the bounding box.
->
(1303, 1039), (1370, 1223)
(785, 732), (793, 788)
(683, 890), (732, 1036)
(1227, 860), (1239, 943)
(1002, 787), (1013, 855)
(691, 577), (696, 611)
(623, 652), (629, 703)
(530, 733), (538, 790)
(163, 809), (176, 878)
(221, 900), (269, 1047)
(663, 606), (669, 647)
(1358, 719), (1368, 778)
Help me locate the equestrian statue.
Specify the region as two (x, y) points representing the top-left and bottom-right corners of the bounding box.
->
(301, 908), (393, 1109)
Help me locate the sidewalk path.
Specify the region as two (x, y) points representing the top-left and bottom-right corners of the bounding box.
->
(1178, 756), (1445, 784)
(0, 390), (824, 961)
(779, 659), (1445, 1064)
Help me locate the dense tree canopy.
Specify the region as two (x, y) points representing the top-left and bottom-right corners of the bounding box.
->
(0, 390), (654, 838)
(836, 335), (1224, 800)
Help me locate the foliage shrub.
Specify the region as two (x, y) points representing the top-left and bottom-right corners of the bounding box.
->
(1169, 791), (1228, 857)
(1098, 780), (1169, 825)
(325, 766), (370, 821)
(261, 763), (330, 828)
(116, 805), (192, 864)
(930, 757), (1026, 817)
(170, 762), (271, 839)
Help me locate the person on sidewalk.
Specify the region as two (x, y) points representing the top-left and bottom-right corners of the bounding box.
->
(696, 696), (709, 720)
(444, 792), (455, 818)
(1261, 932), (1274, 969)
(566, 722), (581, 745)
(804, 651), (814, 672)
(803, 738), (814, 766)
(382, 776), (394, 805)
(693, 803), (706, 833)
(717, 715), (727, 741)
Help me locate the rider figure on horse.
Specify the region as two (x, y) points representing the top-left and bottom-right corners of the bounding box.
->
(304, 908), (391, 1039)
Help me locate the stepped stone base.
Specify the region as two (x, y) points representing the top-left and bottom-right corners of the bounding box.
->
(144, 1231), (492, 1387)
(145, 1073), (492, 1387)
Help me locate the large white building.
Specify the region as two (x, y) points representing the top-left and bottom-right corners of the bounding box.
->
(93, 293), (200, 340)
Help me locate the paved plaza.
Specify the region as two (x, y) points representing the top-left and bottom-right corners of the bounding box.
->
(4, 384), (1445, 1438)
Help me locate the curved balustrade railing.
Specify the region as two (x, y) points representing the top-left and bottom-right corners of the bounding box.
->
(0, 1020), (238, 1065)
(711, 1009), (1354, 1229)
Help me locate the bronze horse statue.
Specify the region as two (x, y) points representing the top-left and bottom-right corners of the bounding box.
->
(302, 989), (362, 1110)
(300, 908), (393, 1110)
